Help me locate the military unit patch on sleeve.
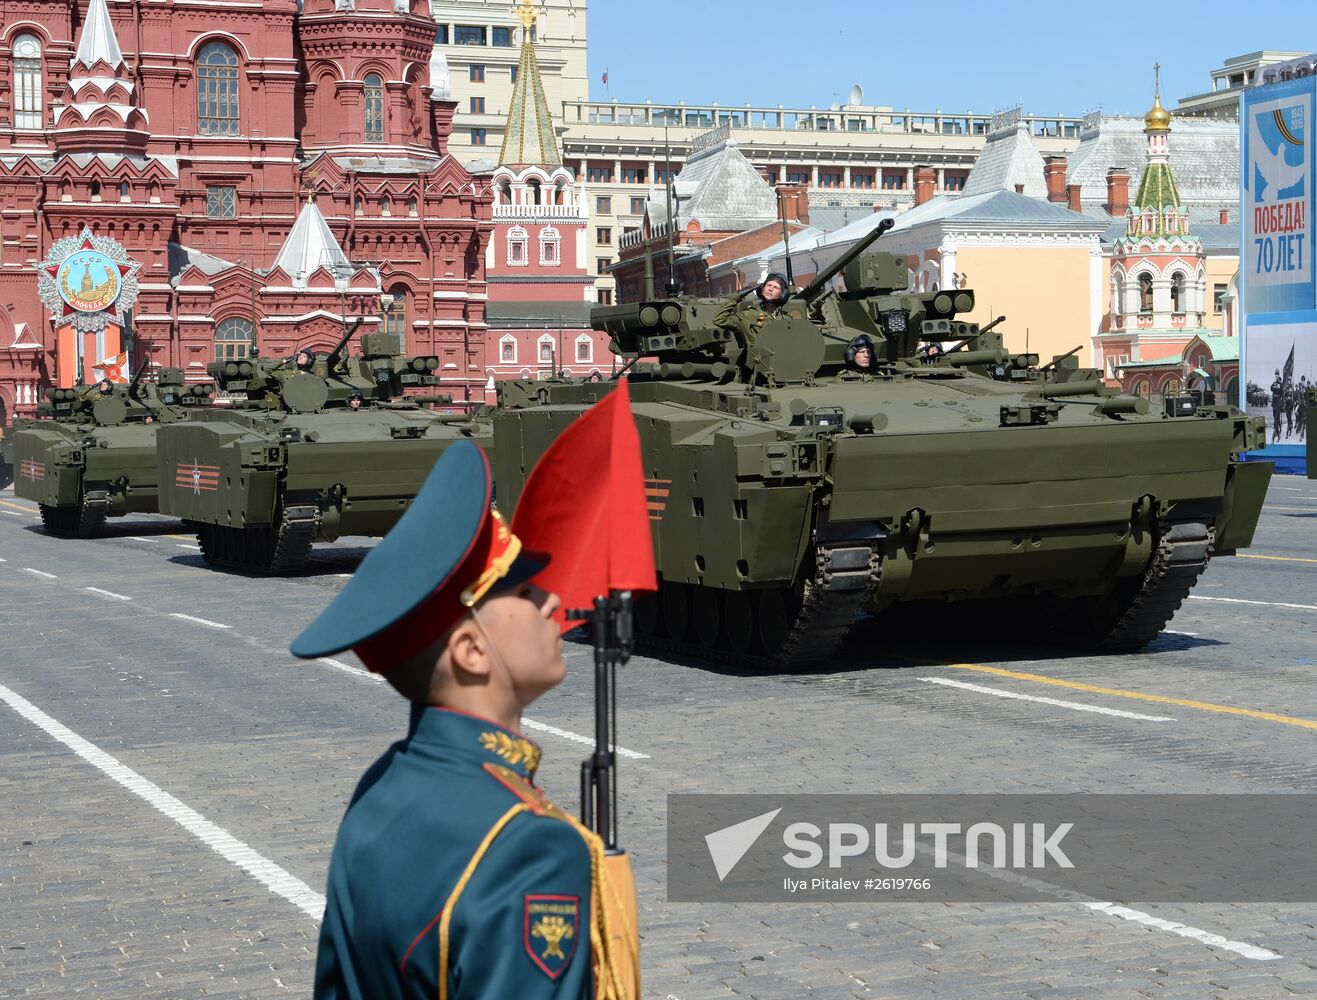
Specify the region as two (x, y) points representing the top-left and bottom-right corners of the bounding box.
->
(523, 894), (581, 979)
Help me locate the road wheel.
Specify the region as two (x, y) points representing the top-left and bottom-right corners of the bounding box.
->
(757, 588), (793, 655)
(724, 591), (754, 654)
(661, 580), (690, 640)
(693, 587), (722, 648)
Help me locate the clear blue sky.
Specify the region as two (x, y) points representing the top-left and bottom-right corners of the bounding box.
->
(586, 1), (1310, 118)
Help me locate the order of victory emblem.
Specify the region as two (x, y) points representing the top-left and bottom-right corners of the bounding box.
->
(36, 227), (141, 335)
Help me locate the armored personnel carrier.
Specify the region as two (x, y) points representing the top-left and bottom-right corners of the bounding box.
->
(12, 368), (216, 536)
(156, 327), (492, 574)
(493, 225), (1272, 667)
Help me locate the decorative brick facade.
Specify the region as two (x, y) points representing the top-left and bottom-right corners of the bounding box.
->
(0, 0), (493, 425)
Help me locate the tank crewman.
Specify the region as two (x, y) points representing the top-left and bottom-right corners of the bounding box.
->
(346, 390), (364, 412)
(292, 441), (632, 1000)
(843, 334), (879, 375)
(714, 271), (790, 351)
(97, 378), (115, 395)
(295, 348), (317, 372)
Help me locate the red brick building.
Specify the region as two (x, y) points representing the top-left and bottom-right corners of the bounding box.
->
(0, 0), (493, 425)
(482, 1), (607, 389)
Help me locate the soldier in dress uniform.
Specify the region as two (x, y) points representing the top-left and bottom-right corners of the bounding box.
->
(292, 440), (631, 1000)
(714, 271), (790, 351)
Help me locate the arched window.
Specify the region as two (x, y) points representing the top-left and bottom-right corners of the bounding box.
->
(1162, 375), (1181, 396)
(119, 181), (130, 201)
(354, 196), (364, 215)
(407, 197), (418, 216)
(538, 335), (555, 365)
(1138, 273), (1153, 313)
(383, 286), (408, 339)
(527, 178), (542, 205)
(13, 34), (43, 130)
(215, 317), (254, 361)
(380, 196), (392, 216)
(499, 336), (517, 363)
(197, 42), (240, 136)
(90, 180), (102, 200)
(539, 226), (561, 266)
(364, 73), (384, 142)
(575, 334), (592, 364)
(1132, 378), (1150, 399)
(1170, 271), (1185, 314)
(507, 226), (529, 266)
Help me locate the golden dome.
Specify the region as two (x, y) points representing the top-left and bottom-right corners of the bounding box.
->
(1144, 64), (1172, 132)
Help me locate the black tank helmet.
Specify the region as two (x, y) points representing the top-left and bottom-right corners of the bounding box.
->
(844, 334), (877, 371)
(758, 271), (791, 306)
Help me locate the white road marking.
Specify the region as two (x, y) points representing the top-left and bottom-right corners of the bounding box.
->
(312, 659), (651, 758)
(1189, 594), (1317, 612)
(22, 568), (56, 579)
(1263, 505), (1317, 513)
(913, 840), (1282, 961)
(1161, 630), (1197, 636)
(334, 573), (353, 579)
(176, 543), (202, 551)
(127, 537), (155, 543)
(1083, 902), (1281, 961)
(86, 587), (132, 601)
(919, 676), (1175, 722)
(0, 556), (6, 562)
(318, 657), (378, 681)
(3, 510), (23, 516)
(168, 613), (232, 629)
(521, 718), (651, 760)
(0, 681), (324, 921)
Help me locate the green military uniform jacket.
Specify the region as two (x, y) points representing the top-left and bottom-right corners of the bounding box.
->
(315, 706), (595, 1000)
(713, 293), (782, 351)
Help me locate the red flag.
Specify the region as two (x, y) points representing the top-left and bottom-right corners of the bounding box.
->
(511, 379), (657, 631)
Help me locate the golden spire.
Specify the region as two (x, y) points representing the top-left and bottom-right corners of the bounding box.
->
(499, 0), (561, 166)
(1144, 63), (1172, 133)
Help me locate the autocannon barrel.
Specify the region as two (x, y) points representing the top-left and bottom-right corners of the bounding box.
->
(797, 217), (895, 302)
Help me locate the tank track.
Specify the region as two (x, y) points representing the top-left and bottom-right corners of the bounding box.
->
(636, 541), (882, 670)
(194, 500), (320, 575)
(38, 490), (109, 538)
(1058, 518), (1215, 653)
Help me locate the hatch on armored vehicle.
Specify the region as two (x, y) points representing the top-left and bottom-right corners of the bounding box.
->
(494, 225), (1272, 668)
(156, 326), (493, 574)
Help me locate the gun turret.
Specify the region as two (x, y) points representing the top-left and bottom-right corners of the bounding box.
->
(325, 317), (367, 374)
(797, 217), (894, 302)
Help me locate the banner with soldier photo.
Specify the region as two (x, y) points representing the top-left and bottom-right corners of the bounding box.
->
(1240, 71), (1315, 471)
(1244, 316), (1311, 447)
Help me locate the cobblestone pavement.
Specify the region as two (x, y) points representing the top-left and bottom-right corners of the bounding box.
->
(1, 474), (1315, 999)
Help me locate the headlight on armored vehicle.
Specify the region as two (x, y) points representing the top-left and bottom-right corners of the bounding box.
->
(880, 310), (908, 334)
